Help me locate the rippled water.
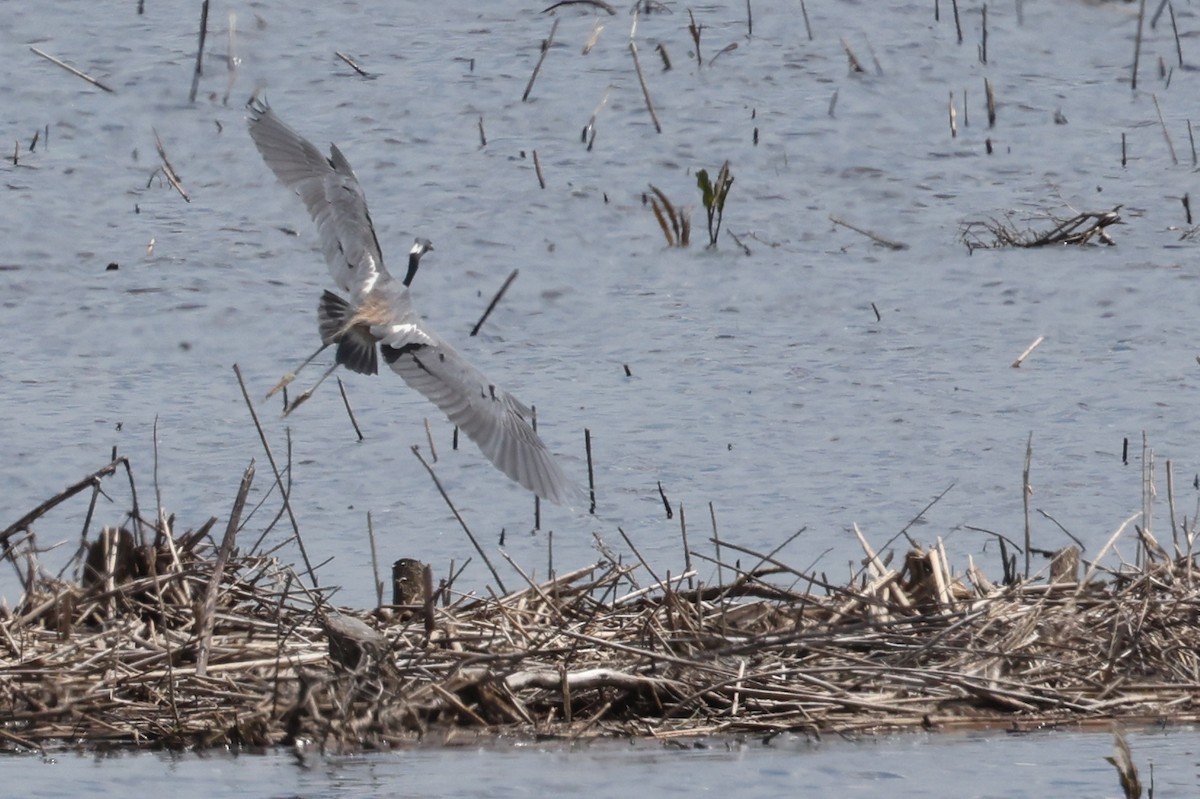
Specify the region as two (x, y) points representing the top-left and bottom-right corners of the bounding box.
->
(7, 727), (1200, 799)
(3, 0), (1199, 791)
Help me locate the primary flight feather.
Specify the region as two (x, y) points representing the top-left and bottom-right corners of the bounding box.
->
(247, 97), (582, 507)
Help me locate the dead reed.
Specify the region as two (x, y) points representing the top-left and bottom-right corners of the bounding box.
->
(960, 205), (1122, 251)
(4, 452), (1200, 753)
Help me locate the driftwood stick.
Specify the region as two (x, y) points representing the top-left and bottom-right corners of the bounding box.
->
(335, 377), (363, 441)
(470, 268), (519, 337)
(152, 128), (190, 203)
(523, 18), (559, 102)
(829, 215), (908, 250)
(30, 47), (115, 93)
(1011, 335), (1045, 368)
(335, 51), (371, 78)
(1, 459), (125, 548)
(188, 0), (210, 104)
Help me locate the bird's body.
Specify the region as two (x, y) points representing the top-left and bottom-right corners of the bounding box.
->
(247, 98), (581, 507)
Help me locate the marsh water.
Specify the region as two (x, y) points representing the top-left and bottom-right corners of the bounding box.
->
(3, 0), (1200, 793)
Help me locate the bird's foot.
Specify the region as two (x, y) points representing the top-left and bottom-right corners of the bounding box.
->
(265, 371), (297, 399)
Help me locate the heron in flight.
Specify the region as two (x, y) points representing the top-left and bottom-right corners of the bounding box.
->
(246, 98), (582, 507)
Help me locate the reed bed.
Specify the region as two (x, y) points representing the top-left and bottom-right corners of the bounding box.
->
(3, 460), (1199, 754)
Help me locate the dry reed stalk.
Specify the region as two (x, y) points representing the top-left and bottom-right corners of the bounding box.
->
(629, 38), (662, 133)
(188, 0), (209, 103)
(30, 47), (114, 93)
(335, 51), (371, 78)
(523, 18), (559, 102)
(152, 128), (191, 203)
(1132, 0), (1147, 90)
(470, 268), (519, 337)
(335, 377), (363, 440)
(829, 215), (908, 250)
(9, 452), (1200, 752)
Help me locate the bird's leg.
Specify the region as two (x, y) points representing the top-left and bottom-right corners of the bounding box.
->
(265, 342), (332, 399)
(283, 361), (341, 417)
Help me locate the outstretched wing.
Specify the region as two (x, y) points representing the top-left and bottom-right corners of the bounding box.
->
(381, 326), (582, 508)
(247, 98), (390, 301)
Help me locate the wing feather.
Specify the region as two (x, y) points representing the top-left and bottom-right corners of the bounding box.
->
(247, 99), (390, 301)
(382, 331), (581, 507)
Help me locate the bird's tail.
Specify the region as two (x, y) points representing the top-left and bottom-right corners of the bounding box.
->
(318, 291), (378, 376)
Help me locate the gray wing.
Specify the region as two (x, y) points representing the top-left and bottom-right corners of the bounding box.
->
(380, 325), (582, 508)
(247, 98), (390, 300)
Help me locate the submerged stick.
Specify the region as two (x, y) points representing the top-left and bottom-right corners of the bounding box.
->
(1152, 93), (1178, 164)
(523, 18), (559, 102)
(629, 39), (662, 133)
(532, 149), (546, 189)
(470, 268), (519, 337)
(829, 215), (908, 250)
(188, 0), (209, 104)
(585, 428), (596, 514)
(335, 51), (371, 78)
(336, 377), (363, 441)
(152, 128), (190, 203)
(1011, 335), (1045, 368)
(1132, 0), (1147, 90)
(30, 47), (114, 93)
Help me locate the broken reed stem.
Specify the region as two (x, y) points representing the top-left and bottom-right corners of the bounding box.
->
(409, 445), (507, 593)
(523, 18), (559, 102)
(949, 91), (958, 137)
(532, 407), (541, 531)
(829, 215), (909, 250)
(951, 0), (963, 43)
(1132, 0), (1147, 90)
(231, 364), (318, 587)
(678, 503), (694, 591)
(196, 460), (254, 678)
(188, 0), (209, 104)
(532, 149), (546, 189)
(222, 11), (238, 105)
(840, 38), (866, 73)
(1168, 2), (1183, 67)
(1023, 432), (1032, 580)
(367, 511), (383, 608)
(30, 46), (115, 93)
(1011, 335), (1045, 368)
(336, 377), (363, 441)
(478, 116), (487, 148)
(585, 428), (596, 515)
(152, 128), (190, 203)
(979, 4), (987, 64)
(335, 51), (371, 77)
(985, 77), (996, 128)
(423, 418), (438, 462)
(629, 39), (662, 133)
(800, 0), (813, 40)
(470, 268), (519, 337)
(1152, 94), (1178, 165)
(1, 460), (124, 548)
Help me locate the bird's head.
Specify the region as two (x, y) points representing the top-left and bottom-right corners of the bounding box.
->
(403, 237), (434, 287)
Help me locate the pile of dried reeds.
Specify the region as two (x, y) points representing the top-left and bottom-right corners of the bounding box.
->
(3, 457), (1199, 754)
(961, 205), (1122, 250)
